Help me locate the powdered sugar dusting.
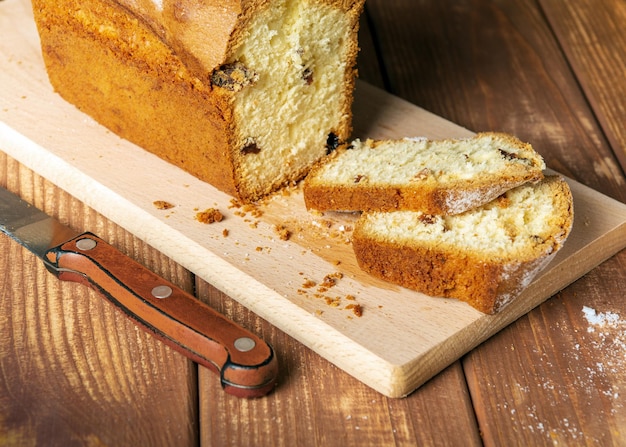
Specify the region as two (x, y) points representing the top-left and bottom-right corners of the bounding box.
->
(582, 305), (621, 329)
(579, 306), (626, 382)
(444, 188), (485, 215)
(486, 305), (626, 443)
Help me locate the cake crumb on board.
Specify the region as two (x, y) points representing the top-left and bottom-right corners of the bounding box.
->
(299, 272), (363, 317)
(274, 224), (292, 241)
(195, 208), (224, 224)
(153, 200), (175, 210)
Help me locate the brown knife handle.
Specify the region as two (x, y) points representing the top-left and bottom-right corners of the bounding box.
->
(44, 232), (278, 398)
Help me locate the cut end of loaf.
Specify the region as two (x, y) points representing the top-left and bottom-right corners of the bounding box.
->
(352, 176), (574, 314)
(225, 0), (363, 201)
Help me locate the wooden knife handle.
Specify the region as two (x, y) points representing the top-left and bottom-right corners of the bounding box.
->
(44, 232), (278, 398)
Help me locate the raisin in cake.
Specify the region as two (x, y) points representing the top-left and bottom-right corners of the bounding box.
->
(352, 176), (574, 314)
(304, 133), (546, 215)
(31, 0), (365, 202)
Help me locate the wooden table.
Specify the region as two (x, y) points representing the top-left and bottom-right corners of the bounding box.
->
(2, 0), (625, 445)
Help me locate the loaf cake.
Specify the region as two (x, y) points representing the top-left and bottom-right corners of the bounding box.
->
(31, 0), (365, 202)
(352, 176), (574, 314)
(303, 133), (546, 215)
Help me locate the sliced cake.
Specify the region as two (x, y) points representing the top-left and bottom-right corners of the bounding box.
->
(304, 132), (546, 215)
(351, 176), (574, 314)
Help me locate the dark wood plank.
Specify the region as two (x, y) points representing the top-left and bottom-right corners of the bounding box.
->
(0, 153), (199, 446)
(466, 253), (626, 445)
(357, 10), (386, 89)
(364, 0), (626, 445)
(196, 280), (482, 447)
(540, 0), (626, 173)
(364, 0), (626, 203)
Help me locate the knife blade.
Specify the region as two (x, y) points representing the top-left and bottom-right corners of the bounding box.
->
(0, 186), (278, 398)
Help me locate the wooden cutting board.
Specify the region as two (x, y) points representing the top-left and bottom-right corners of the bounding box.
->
(3, 0), (626, 397)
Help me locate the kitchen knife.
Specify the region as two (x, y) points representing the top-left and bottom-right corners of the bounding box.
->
(0, 186), (278, 398)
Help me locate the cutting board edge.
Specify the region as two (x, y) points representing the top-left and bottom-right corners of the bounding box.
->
(4, 112), (626, 398)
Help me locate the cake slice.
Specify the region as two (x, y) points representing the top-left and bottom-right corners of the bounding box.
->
(303, 133), (546, 215)
(351, 176), (574, 314)
(32, 0), (365, 202)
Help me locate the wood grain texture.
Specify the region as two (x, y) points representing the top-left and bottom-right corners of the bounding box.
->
(465, 256), (626, 445)
(540, 0), (626, 174)
(357, 10), (386, 90)
(361, 0), (626, 444)
(196, 281), (482, 447)
(364, 0), (626, 203)
(0, 153), (199, 446)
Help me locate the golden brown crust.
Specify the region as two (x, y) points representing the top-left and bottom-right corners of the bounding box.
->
(352, 226), (562, 314)
(33, 0), (242, 197)
(351, 176), (574, 314)
(113, 0), (261, 83)
(304, 177), (545, 214)
(351, 237), (503, 313)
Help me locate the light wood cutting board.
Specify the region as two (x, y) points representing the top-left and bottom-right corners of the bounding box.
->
(3, 0), (626, 397)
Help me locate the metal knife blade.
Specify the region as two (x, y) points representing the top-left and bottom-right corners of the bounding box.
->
(0, 186), (278, 398)
(0, 188), (78, 260)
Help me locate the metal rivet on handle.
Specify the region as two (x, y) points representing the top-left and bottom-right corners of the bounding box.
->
(234, 337), (256, 352)
(76, 238), (97, 251)
(151, 285), (173, 299)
